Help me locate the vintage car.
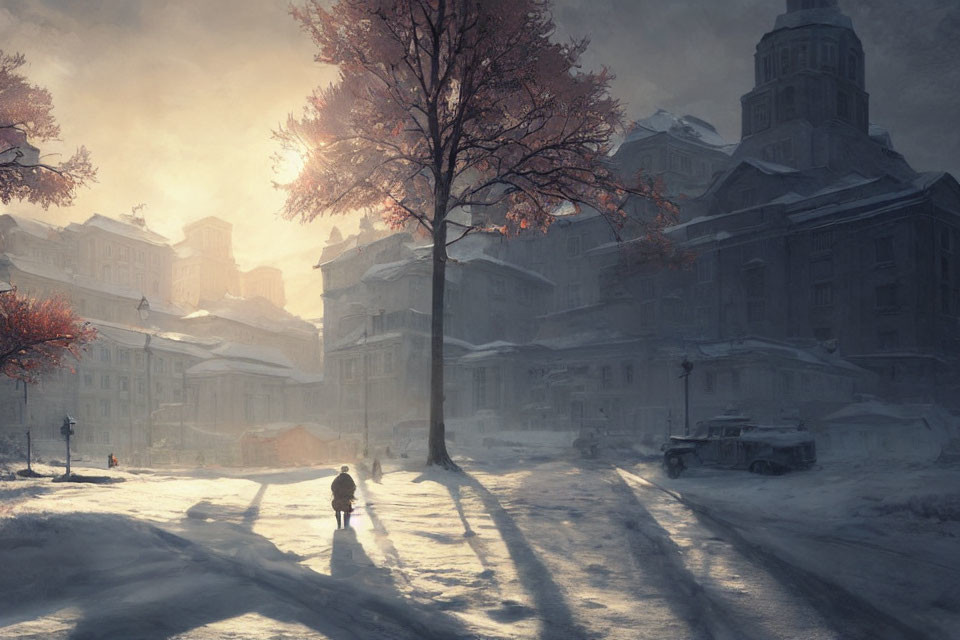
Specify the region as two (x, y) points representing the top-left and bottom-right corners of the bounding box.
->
(662, 416), (816, 478)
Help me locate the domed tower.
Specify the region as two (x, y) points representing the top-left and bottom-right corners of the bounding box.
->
(733, 0), (912, 178)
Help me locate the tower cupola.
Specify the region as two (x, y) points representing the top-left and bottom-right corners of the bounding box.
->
(733, 0), (878, 172)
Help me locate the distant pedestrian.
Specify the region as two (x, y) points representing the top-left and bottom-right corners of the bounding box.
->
(107, 452), (119, 469)
(371, 457), (383, 483)
(331, 465), (356, 529)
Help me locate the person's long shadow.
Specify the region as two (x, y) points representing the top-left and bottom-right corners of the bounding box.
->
(0, 479), (474, 640)
(415, 470), (590, 640)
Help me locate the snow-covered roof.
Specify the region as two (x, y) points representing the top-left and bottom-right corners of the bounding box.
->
(3, 254), (186, 315)
(361, 257), (429, 283)
(622, 110), (735, 154)
(0, 214), (62, 240)
(94, 322), (216, 360)
(186, 358), (299, 379)
(696, 338), (864, 372)
(449, 244), (554, 287)
(71, 214), (170, 247)
(182, 295), (316, 336)
(210, 342), (294, 369)
(739, 158), (799, 175)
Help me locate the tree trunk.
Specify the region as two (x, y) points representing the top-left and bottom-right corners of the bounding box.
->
(426, 212), (459, 470)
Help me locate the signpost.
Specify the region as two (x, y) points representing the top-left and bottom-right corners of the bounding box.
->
(680, 358), (694, 436)
(60, 415), (76, 478)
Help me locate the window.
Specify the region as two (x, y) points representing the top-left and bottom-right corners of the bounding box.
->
(704, 371), (716, 394)
(100, 346), (111, 363)
(782, 86), (796, 119)
(798, 44), (808, 68)
(473, 366), (501, 410)
(341, 359), (356, 381)
(135, 353), (143, 368)
(697, 255), (715, 283)
(730, 370), (741, 393)
(847, 52), (858, 81)
(740, 188), (757, 208)
(640, 301), (656, 328)
(104, 244), (112, 257)
(623, 362), (634, 385)
(83, 373), (94, 388)
(384, 349), (395, 375)
(119, 246), (129, 261)
(812, 230), (834, 253)
(876, 284), (898, 310)
(100, 399), (111, 418)
(763, 56), (773, 81)
(601, 365), (612, 389)
(565, 284), (581, 308)
(813, 283), (834, 307)
(941, 284), (951, 315)
(744, 267), (765, 298)
(875, 237), (894, 264)
(566, 236), (581, 257)
(837, 91), (849, 119)
(942, 257), (951, 282)
(101, 265), (111, 282)
(119, 376), (129, 392)
(941, 229), (953, 252)
(100, 375), (110, 390)
(752, 101), (770, 130)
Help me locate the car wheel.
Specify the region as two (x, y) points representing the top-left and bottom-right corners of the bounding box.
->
(665, 456), (683, 478)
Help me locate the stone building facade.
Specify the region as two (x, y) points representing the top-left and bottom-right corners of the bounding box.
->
(0, 212), (322, 461)
(316, 0), (959, 449)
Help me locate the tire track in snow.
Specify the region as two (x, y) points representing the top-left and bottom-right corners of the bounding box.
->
(617, 466), (928, 640)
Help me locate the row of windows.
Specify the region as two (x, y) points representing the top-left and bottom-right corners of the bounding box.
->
(92, 346), (186, 374)
(758, 40), (858, 84)
(339, 349), (397, 381)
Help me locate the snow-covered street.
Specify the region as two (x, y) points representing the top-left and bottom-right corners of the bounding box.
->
(2, 454), (958, 639)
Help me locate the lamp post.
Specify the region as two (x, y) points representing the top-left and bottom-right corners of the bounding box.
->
(679, 357), (694, 436)
(137, 297), (153, 450)
(362, 328), (369, 459)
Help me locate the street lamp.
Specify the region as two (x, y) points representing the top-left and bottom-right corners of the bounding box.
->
(679, 357), (694, 436)
(137, 297), (154, 451)
(137, 296), (150, 322)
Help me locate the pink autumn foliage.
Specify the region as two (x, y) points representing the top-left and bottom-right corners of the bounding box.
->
(275, 0), (679, 257)
(0, 51), (96, 209)
(0, 288), (97, 383)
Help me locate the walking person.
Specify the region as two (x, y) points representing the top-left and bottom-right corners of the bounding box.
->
(331, 465), (356, 529)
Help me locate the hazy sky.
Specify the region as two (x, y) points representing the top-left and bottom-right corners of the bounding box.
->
(1, 0), (957, 316)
